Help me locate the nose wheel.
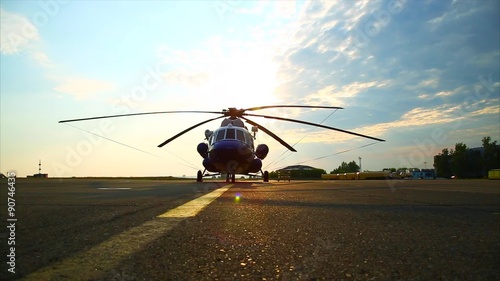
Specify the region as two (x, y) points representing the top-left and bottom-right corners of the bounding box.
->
(225, 173), (236, 183)
(263, 170), (269, 182)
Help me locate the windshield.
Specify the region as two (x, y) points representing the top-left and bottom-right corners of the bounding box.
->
(212, 127), (250, 144)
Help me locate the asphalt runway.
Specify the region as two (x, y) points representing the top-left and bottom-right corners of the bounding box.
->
(0, 178), (499, 280)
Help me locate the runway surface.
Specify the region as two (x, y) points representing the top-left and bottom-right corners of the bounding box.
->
(0, 178), (499, 280)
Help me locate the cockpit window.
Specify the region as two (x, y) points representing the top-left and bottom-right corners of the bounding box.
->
(236, 130), (245, 142)
(215, 130), (225, 141)
(245, 131), (254, 148)
(212, 128), (251, 145)
(226, 128), (235, 139)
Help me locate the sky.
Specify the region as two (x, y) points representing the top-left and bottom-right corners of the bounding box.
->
(1, 0), (499, 178)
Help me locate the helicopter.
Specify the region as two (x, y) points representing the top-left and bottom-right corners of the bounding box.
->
(59, 105), (385, 183)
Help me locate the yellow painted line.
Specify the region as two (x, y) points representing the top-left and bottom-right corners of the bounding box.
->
(23, 185), (232, 281)
(158, 184), (232, 218)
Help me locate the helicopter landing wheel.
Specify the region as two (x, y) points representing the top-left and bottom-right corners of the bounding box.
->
(196, 170), (203, 182)
(263, 171), (269, 182)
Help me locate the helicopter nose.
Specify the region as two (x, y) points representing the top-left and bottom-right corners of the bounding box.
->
(209, 141), (253, 165)
(210, 142), (240, 161)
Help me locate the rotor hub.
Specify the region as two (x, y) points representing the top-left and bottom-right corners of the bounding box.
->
(223, 108), (245, 119)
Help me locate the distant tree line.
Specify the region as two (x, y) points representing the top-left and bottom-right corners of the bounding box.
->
(434, 136), (500, 178)
(329, 161), (360, 174)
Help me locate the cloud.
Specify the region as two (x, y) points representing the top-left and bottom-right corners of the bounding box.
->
(418, 94), (431, 100)
(435, 90), (454, 97)
(356, 101), (499, 139)
(417, 85), (466, 100)
(54, 78), (115, 99)
(274, 1), (299, 18)
(0, 8), (39, 55)
(270, 1), (411, 104)
(235, 1), (270, 16)
(271, 0), (497, 123)
(301, 81), (387, 107)
(470, 50), (500, 67)
(427, 0), (489, 29)
(29, 50), (54, 68)
(0, 8), (56, 69)
(469, 104), (500, 117)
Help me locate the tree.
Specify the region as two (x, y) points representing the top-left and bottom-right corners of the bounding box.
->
(482, 136), (500, 174)
(433, 136), (500, 178)
(466, 148), (483, 178)
(451, 143), (468, 178)
(383, 168), (397, 172)
(330, 161), (360, 174)
(434, 148), (452, 178)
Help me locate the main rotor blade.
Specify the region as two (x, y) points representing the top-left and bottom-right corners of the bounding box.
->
(244, 105), (344, 112)
(158, 116), (225, 148)
(240, 116), (297, 152)
(244, 113), (385, 142)
(59, 111), (222, 123)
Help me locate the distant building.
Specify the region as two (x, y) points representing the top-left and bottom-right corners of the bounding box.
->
(273, 165), (325, 180)
(28, 173), (48, 178)
(277, 165), (319, 171)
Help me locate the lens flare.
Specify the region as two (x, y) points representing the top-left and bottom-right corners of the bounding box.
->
(234, 192), (242, 203)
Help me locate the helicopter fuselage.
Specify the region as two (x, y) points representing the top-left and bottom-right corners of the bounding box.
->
(197, 119), (269, 178)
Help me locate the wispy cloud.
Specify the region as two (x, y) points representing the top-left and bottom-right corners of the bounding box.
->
(427, 0), (486, 28)
(469, 104), (500, 117)
(0, 8), (56, 69)
(54, 78), (115, 100)
(301, 81), (387, 107)
(30, 50), (54, 68)
(0, 8), (39, 55)
(356, 102), (499, 139)
(418, 86), (466, 100)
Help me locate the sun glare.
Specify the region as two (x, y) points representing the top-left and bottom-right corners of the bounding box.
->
(199, 50), (279, 109)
